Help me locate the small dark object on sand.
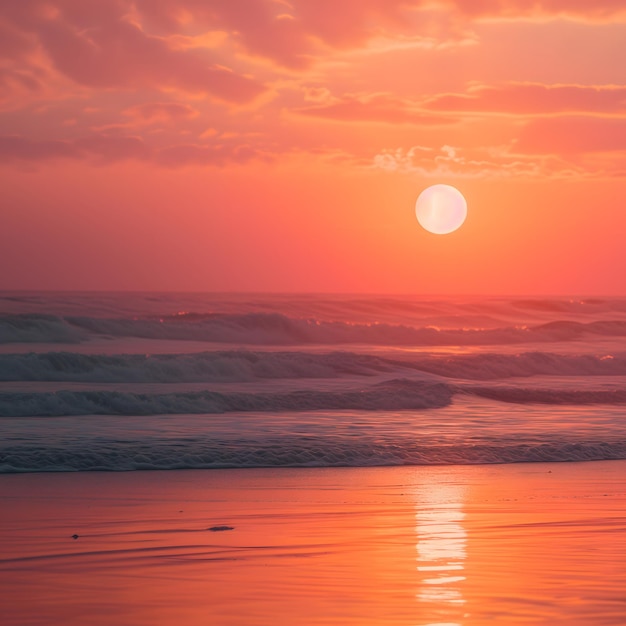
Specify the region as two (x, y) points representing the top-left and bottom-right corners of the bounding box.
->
(208, 525), (234, 532)
(72, 534), (79, 539)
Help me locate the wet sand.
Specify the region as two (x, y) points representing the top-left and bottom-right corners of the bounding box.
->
(1, 462), (626, 625)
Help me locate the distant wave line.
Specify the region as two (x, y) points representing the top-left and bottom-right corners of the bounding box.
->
(2, 312), (626, 346)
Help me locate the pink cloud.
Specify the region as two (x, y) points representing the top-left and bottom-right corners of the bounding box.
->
(425, 83), (626, 115)
(0, 134), (151, 163)
(135, 0), (626, 67)
(137, 0), (314, 69)
(372, 144), (554, 178)
(0, 1), (264, 101)
(1, 0), (623, 106)
(39, 20), (262, 101)
(0, 1), (623, 175)
(132, 0), (626, 72)
(135, 0), (415, 68)
(289, 0), (413, 47)
(370, 143), (619, 179)
(445, 0), (626, 19)
(0, 133), (271, 167)
(297, 93), (455, 125)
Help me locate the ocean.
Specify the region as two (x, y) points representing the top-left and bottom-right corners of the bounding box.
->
(1, 292), (626, 472)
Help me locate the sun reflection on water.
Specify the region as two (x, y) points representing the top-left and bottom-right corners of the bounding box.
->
(415, 483), (467, 626)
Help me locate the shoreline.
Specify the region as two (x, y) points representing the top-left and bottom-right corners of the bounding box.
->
(3, 453), (626, 473)
(2, 461), (626, 624)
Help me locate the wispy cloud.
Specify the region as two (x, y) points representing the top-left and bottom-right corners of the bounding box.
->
(0, 133), (271, 167)
(424, 83), (626, 115)
(296, 92), (455, 125)
(371, 143), (620, 178)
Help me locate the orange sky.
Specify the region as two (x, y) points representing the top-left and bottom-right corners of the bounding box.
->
(1, 0), (625, 294)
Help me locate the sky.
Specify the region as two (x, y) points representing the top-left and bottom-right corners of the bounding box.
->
(0, 0), (625, 294)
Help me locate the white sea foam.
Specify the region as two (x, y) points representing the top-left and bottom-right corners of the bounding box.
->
(2, 439), (626, 473)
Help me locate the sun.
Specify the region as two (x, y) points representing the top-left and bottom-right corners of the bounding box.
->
(415, 184), (467, 235)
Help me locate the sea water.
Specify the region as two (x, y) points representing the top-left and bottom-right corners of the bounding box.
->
(1, 292), (626, 472)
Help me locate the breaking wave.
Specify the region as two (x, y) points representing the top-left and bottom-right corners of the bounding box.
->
(406, 351), (626, 380)
(1, 350), (626, 383)
(0, 314), (84, 344)
(0, 379), (454, 417)
(467, 387), (626, 405)
(1, 378), (626, 417)
(2, 312), (626, 346)
(0, 350), (395, 383)
(2, 439), (626, 472)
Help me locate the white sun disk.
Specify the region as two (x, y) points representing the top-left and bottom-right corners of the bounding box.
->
(415, 184), (467, 235)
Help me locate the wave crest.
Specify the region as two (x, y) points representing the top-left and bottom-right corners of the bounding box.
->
(0, 350), (394, 383)
(2, 350), (626, 383)
(2, 377), (626, 417)
(0, 380), (454, 417)
(2, 440), (626, 472)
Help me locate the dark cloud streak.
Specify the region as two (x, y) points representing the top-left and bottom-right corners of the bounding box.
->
(0, 133), (270, 167)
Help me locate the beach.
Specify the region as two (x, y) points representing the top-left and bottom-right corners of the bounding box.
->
(2, 461), (625, 625)
(2, 292), (626, 623)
